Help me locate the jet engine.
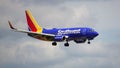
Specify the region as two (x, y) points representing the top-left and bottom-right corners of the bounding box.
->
(54, 36), (65, 41)
(74, 39), (86, 43)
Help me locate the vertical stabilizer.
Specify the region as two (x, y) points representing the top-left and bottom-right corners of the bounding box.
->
(25, 10), (42, 33)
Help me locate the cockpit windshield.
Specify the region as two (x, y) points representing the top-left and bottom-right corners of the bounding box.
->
(89, 29), (94, 32)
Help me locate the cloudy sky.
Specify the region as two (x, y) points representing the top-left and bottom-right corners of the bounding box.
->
(0, 0), (120, 68)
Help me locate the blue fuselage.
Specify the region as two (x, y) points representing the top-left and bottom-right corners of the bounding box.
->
(42, 27), (98, 42)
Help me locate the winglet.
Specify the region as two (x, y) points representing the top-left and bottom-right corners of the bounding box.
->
(8, 20), (16, 30)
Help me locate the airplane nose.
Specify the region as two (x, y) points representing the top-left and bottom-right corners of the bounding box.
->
(94, 32), (99, 37)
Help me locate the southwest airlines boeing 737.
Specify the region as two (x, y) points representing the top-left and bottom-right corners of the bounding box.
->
(8, 10), (99, 47)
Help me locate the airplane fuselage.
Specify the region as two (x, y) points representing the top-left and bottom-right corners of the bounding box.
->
(28, 27), (98, 43)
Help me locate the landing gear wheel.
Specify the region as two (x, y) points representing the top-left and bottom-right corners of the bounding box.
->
(64, 43), (69, 47)
(52, 42), (57, 46)
(88, 40), (90, 44)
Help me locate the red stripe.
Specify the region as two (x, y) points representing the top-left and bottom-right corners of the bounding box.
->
(26, 12), (37, 32)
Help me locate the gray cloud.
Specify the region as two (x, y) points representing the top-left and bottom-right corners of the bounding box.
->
(18, 0), (111, 5)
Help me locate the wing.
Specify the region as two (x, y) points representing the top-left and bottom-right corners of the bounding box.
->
(8, 21), (55, 41)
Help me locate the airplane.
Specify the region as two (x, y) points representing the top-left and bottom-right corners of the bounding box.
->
(8, 10), (99, 47)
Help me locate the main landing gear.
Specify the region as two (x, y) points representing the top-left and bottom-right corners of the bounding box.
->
(87, 40), (91, 44)
(52, 42), (57, 46)
(52, 40), (90, 46)
(52, 41), (69, 47)
(64, 42), (69, 47)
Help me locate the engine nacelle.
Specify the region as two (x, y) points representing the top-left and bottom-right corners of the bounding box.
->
(74, 39), (86, 43)
(54, 36), (65, 41)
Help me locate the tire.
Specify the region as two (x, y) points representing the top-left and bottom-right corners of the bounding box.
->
(52, 42), (57, 46)
(64, 43), (69, 47)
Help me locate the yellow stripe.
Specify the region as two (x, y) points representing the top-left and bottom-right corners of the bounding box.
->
(26, 10), (42, 33)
